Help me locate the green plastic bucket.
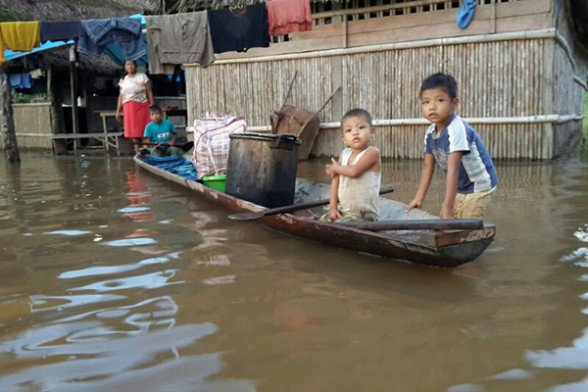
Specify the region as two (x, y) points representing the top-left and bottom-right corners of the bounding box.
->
(202, 175), (226, 192)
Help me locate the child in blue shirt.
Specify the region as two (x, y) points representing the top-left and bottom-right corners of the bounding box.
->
(407, 73), (498, 219)
(143, 104), (183, 157)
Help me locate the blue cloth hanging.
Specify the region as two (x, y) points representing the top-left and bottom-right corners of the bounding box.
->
(8, 73), (32, 90)
(456, 0), (476, 30)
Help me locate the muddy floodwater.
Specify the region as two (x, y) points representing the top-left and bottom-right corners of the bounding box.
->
(1, 151), (587, 391)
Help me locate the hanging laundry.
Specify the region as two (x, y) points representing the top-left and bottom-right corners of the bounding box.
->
(267, 0), (312, 37)
(457, 0), (476, 29)
(207, 3), (270, 54)
(145, 12), (214, 75)
(40, 21), (82, 43)
(0, 21), (41, 63)
(8, 73), (32, 90)
(30, 69), (44, 79)
(78, 17), (146, 60)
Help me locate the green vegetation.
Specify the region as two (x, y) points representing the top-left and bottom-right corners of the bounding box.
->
(0, 9), (26, 22)
(12, 93), (32, 104)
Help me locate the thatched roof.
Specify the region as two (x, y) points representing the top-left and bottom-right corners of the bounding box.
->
(6, 45), (124, 76)
(159, 0), (343, 13)
(0, 0), (158, 21)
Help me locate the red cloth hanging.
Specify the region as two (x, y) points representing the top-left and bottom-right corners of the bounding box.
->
(267, 0), (312, 37)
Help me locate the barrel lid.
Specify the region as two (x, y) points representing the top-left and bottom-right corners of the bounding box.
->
(229, 132), (301, 145)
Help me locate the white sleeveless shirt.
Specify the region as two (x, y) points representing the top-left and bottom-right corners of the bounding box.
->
(337, 147), (381, 218)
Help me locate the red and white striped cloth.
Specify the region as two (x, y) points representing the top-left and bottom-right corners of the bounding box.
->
(192, 116), (247, 179)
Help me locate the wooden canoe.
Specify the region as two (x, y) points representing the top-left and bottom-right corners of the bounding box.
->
(134, 155), (495, 267)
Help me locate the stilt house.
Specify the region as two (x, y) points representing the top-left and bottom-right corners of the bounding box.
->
(183, 0), (588, 160)
(0, 0), (158, 152)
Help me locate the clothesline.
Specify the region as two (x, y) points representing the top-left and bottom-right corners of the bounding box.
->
(0, 0), (312, 74)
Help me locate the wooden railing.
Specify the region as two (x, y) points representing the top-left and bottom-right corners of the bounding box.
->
(270, 0), (527, 42)
(308, 0), (524, 26)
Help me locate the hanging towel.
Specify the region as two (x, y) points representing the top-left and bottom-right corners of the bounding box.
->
(146, 12), (214, 75)
(78, 17), (146, 60)
(207, 3), (270, 54)
(267, 0), (312, 36)
(0, 22), (41, 63)
(40, 21), (82, 42)
(456, 0), (476, 29)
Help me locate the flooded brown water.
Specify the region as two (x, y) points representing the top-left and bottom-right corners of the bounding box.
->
(0, 151), (587, 391)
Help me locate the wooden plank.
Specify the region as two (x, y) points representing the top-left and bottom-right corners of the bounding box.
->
(12, 102), (52, 108)
(50, 132), (123, 139)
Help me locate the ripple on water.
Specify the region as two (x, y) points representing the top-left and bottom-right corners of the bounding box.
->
(30, 294), (126, 313)
(44, 230), (93, 236)
(101, 237), (157, 247)
(70, 269), (183, 292)
(0, 320), (221, 390)
(58, 252), (178, 279)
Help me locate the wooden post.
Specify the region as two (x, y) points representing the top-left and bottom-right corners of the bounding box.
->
(490, 1), (497, 34)
(0, 66), (20, 163)
(69, 46), (80, 152)
(47, 66), (67, 154)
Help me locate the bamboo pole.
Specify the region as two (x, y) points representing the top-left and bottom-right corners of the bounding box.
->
(245, 114), (585, 131)
(69, 50), (80, 152)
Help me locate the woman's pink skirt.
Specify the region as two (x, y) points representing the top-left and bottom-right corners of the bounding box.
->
(123, 101), (150, 138)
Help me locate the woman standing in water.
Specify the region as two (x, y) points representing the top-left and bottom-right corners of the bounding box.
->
(116, 60), (154, 154)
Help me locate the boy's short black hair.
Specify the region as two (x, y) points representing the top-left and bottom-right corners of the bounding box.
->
(420, 73), (458, 100)
(149, 104), (162, 114)
(341, 108), (373, 128)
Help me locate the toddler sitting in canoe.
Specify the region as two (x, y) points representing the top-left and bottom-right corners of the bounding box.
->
(323, 108), (381, 222)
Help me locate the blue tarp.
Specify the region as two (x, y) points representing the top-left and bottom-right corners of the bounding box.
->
(4, 39), (74, 62)
(144, 155), (198, 181)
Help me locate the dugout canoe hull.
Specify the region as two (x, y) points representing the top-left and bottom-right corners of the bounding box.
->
(134, 155), (495, 267)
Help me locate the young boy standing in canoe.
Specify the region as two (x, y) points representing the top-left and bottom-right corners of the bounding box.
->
(324, 108), (381, 222)
(408, 73), (498, 219)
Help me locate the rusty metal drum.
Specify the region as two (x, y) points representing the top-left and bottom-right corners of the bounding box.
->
(226, 133), (301, 208)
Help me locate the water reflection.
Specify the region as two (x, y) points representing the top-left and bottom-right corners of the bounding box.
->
(123, 170), (153, 222)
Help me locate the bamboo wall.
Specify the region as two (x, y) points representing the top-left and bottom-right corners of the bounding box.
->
(13, 103), (53, 149)
(187, 37), (561, 159)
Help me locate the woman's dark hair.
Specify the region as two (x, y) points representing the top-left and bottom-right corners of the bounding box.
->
(341, 108), (373, 128)
(420, 73), (458, 100)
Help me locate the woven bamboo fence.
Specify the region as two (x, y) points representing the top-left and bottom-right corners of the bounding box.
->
(188, 37), (584, 159)
(13, 103), (54, 149)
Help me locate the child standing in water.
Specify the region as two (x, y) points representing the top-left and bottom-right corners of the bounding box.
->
(408, 73), (498, 219)
(324, 109), (381, 222)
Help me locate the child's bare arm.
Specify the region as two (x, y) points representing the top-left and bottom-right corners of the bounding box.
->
(441, 151), (463, 219)
(328, 175), (341, 221)
(328, 148), (380, 178)
(407, 153), (435, 211)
